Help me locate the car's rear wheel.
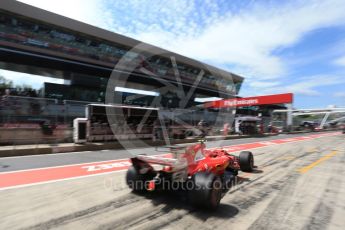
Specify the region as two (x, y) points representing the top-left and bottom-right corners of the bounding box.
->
(239, 151), (254, 172)
(188, 172), (222, 210)
(126, 166), (153, 192)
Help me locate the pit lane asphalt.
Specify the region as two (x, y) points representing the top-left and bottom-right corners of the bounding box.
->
(0, 132), (327, 172)
(0, 133), (344, 230)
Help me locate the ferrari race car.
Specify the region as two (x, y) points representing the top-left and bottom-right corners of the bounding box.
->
(126, 140), (254, 209)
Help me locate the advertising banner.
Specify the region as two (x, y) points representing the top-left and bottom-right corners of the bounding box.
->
(205, 93), (293, 108)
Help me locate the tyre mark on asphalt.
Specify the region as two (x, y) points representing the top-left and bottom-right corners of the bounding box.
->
(205, 138), (342, 229)
(259, 136), (340, 170)
(227, 162), (300, 210)
(256, 142), (307, 168)
(246, 140), (344, 230)
(303, 148), (344, 230)
(222, 141), (324, 214)
(21, 136), (345, 230)
(43, 140), (309, 229)
(100, 202), (177, 230)
(102, 209), (186, 230)
(228, 143), (310, 196)
(297, 151), (338, 174)
(245, 170), (302, 230)
(23, 193), (145, 230)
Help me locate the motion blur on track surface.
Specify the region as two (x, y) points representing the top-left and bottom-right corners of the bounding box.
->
(0, 132), (344, 230)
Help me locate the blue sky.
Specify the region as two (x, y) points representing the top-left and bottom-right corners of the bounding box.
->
(2, 0), (345, 108)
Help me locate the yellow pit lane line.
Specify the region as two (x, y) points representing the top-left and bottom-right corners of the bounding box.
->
(297, 150), (338, 174)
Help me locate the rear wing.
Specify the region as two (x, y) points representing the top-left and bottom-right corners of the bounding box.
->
(135, 155), (178, 166)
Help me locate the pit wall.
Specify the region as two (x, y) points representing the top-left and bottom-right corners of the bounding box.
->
(0, 127), (73, 145)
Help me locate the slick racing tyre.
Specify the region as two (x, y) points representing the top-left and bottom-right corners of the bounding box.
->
(126, 166), (153, 192)
(188, 172), (222, 210)
(239, 151), (254, 172)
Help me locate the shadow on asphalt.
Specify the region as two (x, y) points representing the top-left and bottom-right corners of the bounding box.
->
(251, 169), (264, 174)
(132, 188), (240, 220)
(126, 169), (267, 219)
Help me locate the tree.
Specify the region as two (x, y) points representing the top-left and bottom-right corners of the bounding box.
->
(0, 75), (13, 89)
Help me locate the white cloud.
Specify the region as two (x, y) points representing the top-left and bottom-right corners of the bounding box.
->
(334, 56), (345, 66)
(128, 0), (345, 79)
(9, 0), (345, 101)
(18, 0), (345, 79)
(334, 92), (345, 97)
(248, 81), (281, 89)
(245, 75), (345, 96)
(18, 0), (108, 28)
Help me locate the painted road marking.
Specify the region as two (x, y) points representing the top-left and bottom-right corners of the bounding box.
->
(298, 150), (338, 174)
(0, 132), (341, 191)
(82, 161), (132, 172)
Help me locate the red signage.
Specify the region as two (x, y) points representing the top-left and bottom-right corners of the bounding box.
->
(205, 93), (293, 108)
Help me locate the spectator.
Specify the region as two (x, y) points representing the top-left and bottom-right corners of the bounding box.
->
(223, 122), (230, 136)
(197, 120), (209, 137)
(268, 123), (273, 133)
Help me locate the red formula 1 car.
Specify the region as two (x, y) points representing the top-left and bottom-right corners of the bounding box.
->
(126, 140), (254, 209)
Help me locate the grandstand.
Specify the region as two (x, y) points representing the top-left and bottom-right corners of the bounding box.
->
(0, 0), (244, 144)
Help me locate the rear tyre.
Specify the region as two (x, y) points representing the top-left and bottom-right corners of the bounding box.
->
(239, 151), (254, 172)
(126, 166), (152, 192)
(188, 172), (222, 210)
